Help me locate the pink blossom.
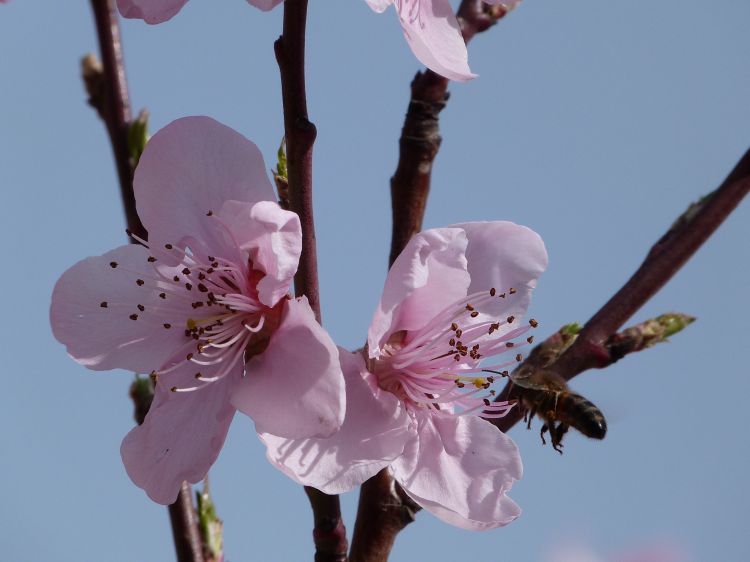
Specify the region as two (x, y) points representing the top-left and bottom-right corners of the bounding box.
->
(116, 0), (282, 24)
(262, 221), (547, 529)
(366, 0), (521, 81)
(50, 116), (345, 504)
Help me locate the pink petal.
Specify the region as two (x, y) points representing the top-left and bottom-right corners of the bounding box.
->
(368, 227), (470, 357)
(391, 411), (522, 529)
(396, 0), (475, 82)
(116, 0), (188, 24)
(50, 244), (191, 373)
(246, 0), (284, 10)
(456, 221), (548, 319)
(260, 349), (416, 494)
(231, 297), (345, 439)
(120, 362), (237, 505)
(365, 0), (392, 13)
(134, 117), (275, 248)
(218, 200), (302, 307)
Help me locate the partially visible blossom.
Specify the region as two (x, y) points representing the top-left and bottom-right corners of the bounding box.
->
(263, 221), (547, 529)
(545, 539), (689, 562)
(51, 116), (345, 504)
(116, 0), (282, 24)
(366, 0), (521, 81)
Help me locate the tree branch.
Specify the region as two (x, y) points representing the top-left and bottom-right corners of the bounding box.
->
(388, 0), (514, 264)
(87, 0), (145, 240)
(87, 2), (203, 560)
(492, 148), (750, 433)
(275, 2), (348, 560)
(353, 3), (516, 561)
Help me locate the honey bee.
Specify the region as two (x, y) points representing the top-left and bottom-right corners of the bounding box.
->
(497, 366), (607, 453)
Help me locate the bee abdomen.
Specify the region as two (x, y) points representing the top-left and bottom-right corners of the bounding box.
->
(557, 392), (607, 440)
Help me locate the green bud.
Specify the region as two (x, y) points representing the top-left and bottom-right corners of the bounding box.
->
(559, 322), (582, 336)
(654, 313), (696, 340)
(197, 481), (223, 562)
(128, 109), (150, 167)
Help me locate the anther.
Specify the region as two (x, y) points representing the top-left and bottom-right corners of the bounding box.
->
(449, 338), (456, 346)
(185, 283), (193, 291)
(515, 353), (523, 362)
(109, 262), (118, 268)
(198, 283), (208, 293)
(147, 256), (156, 263)
(505, 342), (514, 348)
(100, 301), (108, 308)
(451, 322), (459, 331)
(527, 336), (535, 344)
(483, 399), (491, 406)
(490, 288), (496, 296)
(173, 276), (180, 282)
(509, 288), (517, 294)
(470, 311), (479, 318)
(165, 243), (173, 250)
(170, 386), (178, 392)
(129, 314), (138, 321)
(455, 329), (463, 338)
(182, 268), (191, 275)
(529, 318), (539, 328)
(159, 293), (166, 299)
(135, 279), (144, 286)
(198, 273), (206, 280)
(507, 315), (515, 323)
(137, 304), (145, 312)
(206, 210), (213, 216)
(207, 256), (215, 262)
(194, 372), (202, 379)
(186, 353), (194, 360)
(163, 323), (171, 329)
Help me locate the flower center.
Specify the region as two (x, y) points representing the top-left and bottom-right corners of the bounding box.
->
(372, 287), (539, 418)
(107, 225), (282, 392)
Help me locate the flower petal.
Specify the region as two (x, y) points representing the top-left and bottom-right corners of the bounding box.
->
(396, 0), (475, 82)
(455, 221), (548, 322)
(391, 411), (522, 529)
(365, 0), (392, 13)
(218, 200), (302, 307)
(260, 349), (415, 494)
(368, 227), (470, 357)
(120, 363), (237, 505)
(50, 244), (191, 373)
(134, 116), (275, 248)
(116, 0), (188, 23)
(231, 297), (345, 439)
(246, 0), (284, 10)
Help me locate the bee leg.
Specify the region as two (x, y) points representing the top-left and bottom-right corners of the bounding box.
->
(526, 408), (536, 430)
(539, 423), (548, 445)
(552, 423), (568, 455)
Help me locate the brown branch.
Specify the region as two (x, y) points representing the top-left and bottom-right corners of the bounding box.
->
(493, 148), (750, 433)
(275, 2), (348, 560)
(87, 2), (203, 560)
(388, 0), (514, 264)
(349, 470), (420, 562)
(87, 0), (145, 240)
(352, 3), (516, 561)
(275, 0), (321, 320)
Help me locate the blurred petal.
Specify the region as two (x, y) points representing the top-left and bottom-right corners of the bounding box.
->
(50, 244), (190, 373)
(218, 200), (302, 307)
(366, 0), (392, 13)
(117, 0), (188, 23)
(121, 363), (237, 504)
(232, 297), (345, 438)
(396, 0), (475, 81)
(391, 411), (522, 529)
(134, 116), (275, 247)
(246, 0), (284, 10)
(368, 227), (469, 356)
(261, 349), (415, 494)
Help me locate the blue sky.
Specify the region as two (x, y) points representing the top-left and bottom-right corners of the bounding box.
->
(1, 1), (749, 560)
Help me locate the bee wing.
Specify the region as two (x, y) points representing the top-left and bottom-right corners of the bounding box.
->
(509, 367), (567, 391)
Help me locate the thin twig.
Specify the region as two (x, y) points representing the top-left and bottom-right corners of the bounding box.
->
(388, 0), (513, 264)
(492, 148), (750, 433)
(87, 2), (203, 560)
(352, 3), (514, 560)
(87, 0), (145, 240)
(275, 2), (348, 560)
